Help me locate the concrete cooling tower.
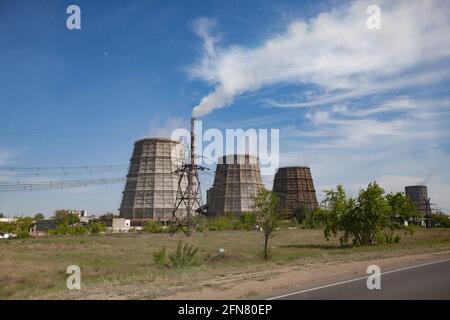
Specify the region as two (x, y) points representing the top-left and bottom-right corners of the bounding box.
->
(207, 154), (265, 216)
(272, 166), (318, 216)
(119, 138), (186, 225)
(405, 185), (430, 216)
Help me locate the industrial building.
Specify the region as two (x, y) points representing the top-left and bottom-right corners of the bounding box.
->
(272, 166), (318, 216)
(119, 138), (186, 225)
(207, 154), (265, 216)
(405, 185), (430, 216)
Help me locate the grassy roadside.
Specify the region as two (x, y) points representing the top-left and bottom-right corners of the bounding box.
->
(1, 228), (449, 299)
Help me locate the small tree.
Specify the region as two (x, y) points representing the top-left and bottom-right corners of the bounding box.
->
(34, 213), (45, 220)
(252, 188), (283, 260)
(53, 210), (80, 226)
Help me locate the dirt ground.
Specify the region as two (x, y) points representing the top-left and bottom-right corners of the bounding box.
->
(164, 250), (450, 300)
(73, 250), (450, 300)
(2, 228), (449, 300)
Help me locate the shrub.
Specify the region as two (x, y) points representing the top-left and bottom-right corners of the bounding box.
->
(168, 241), (199, 269)
(194, 215), (208, 232)
(237, 213), (256, 230)
(153, 247), (168, 266)
(72, 225), (87, 235)
(48, 223), (89, 235)
(0, 217), (34, 237)
(431, 214), (450, 228)
(89, 222), (106, 234)
(49, 223), (73, 235)
(208, 215), (234, 231)
(143, 220), (165, 233)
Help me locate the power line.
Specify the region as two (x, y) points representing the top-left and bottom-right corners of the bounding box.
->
(0, 177), (126, 193)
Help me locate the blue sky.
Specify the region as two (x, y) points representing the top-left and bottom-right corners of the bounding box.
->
(1, 0), (449, 216)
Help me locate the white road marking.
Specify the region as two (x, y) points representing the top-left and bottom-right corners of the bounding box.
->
(267, 257), (450, 300)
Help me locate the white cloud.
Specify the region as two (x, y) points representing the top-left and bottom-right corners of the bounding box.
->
(147, 117), (189, 138)
(274, 95), (450, 211)
(0, 149), (15, 166)
(190, 0), (450, 116)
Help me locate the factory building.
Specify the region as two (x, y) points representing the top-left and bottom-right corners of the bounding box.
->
(119, 138), (186, 225)
(405, 185), (430, 216)
(272, 166), (318, 216)
(207, 154), (264, 216)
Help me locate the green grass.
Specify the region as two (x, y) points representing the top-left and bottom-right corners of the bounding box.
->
(0, 228), (449, 299)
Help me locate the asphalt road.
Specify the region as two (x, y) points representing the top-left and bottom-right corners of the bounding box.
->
(268, 258), (450, 300)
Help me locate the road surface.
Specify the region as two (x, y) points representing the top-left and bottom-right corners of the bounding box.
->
(268, 258), (450, 300)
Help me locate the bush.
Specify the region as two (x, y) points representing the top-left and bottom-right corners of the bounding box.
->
(143, 220), (165, 233)
(72, 225), (88, 235)
(194, 215), (208, 232)
(206, 213), (256, 231)
(236, 213), (256, 230)
(431, 214), (450, 228)
(89, 222), (106, 234)
(208, 215), (235, 231)
(0, 217), (34, 237)
(48, 223), (89, 235)
(168, 241), (199, 269)
(48, 223), (73, 235)
(153, 247), (168, 266)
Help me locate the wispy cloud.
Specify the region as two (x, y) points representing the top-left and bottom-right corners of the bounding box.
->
(147, 117), (189, 138)
(190, 0), (450, 116)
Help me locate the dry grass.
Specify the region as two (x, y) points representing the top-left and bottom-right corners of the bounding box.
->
(1, 228), (449, 299)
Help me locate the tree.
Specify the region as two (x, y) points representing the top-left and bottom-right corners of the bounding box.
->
(319, 182), (418, 246)
(318, 185), (355, 246)
(430, 213), (450, 228)
(0, 213), (4, 218)
(252, 188), (283, 260)
(34, 213), (45, 220)
(293, 204), (310, 225)
(53, 210), (80, 226)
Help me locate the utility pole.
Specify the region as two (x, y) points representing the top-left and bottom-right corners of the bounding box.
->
(171, 118), (207, 236)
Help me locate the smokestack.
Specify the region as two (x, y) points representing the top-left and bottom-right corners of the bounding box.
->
(191, 117), (196, 165)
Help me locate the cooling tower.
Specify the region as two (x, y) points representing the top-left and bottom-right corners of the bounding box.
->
(119, 138), (186, 224)
(207, 154), (265, 216)
(405, 185), (429, 216)
(272, 166), (318, 216)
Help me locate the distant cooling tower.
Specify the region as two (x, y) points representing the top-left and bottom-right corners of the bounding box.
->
(119, 138), (186, 225)
(207, 154), (265, 216)
(405, 185), (429, 216)
(272, 166), (318, 216)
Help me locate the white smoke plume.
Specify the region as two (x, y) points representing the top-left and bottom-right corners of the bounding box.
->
(190, 0), (450, 117)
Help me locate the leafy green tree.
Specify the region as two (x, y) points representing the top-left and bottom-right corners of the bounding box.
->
(252, 188), (283, 260)
(319, 182), (419, 246)
(0, 217), (34, 238)
(431, 213), (450, 228)
(53, 210), (80, 226)
(34, 213), (45, 220)
(0, 213), (4, 218)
